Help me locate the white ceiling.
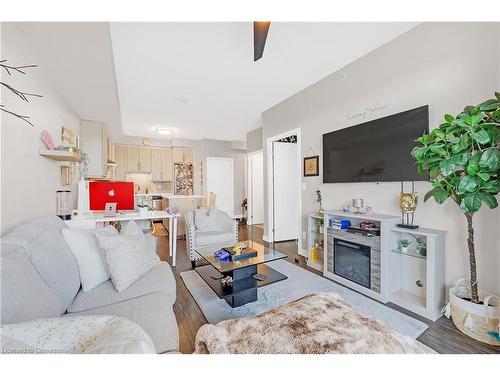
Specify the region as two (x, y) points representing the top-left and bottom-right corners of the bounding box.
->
(110, 22), (417, 141)
(14, 22), (418, 142)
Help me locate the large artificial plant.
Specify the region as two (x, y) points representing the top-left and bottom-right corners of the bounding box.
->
(411, 93), (500, 304)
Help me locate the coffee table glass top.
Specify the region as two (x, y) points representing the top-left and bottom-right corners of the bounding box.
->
(194, 240), (287, 273)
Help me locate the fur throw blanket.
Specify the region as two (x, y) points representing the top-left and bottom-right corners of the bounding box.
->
(194, 292), (435, 354)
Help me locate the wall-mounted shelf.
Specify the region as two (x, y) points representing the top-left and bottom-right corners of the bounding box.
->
(40, 149), (81, 162)
(390, 247), (427, 260)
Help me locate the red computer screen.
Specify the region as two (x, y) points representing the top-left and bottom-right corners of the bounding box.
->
(89, 181), (135, 211)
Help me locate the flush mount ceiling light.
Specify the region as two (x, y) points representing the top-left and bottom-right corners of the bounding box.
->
(155, 127), (174, 136)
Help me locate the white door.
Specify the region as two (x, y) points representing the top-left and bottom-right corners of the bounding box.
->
(248, 151), (264, 225)
(206, 157), (234, 217)
(273, 142), (300, 241)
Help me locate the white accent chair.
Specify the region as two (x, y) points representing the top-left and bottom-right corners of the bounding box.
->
(185, 208), (239, 268)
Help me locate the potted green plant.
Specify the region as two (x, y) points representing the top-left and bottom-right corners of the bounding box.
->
(399, 239), (411, 253)
(411, 92), (500, 345)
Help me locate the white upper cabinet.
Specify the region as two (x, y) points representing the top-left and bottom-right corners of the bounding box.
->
(114, 144), (127, 181)
(151, 148), (173, 181)
(173, 148), (193, 163)
(80, 120), (108, 178)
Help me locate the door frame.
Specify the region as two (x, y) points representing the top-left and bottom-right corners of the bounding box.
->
(206, 156), (235, 216)
(266, 127), (302, 250)
(247, 149), (264, 226)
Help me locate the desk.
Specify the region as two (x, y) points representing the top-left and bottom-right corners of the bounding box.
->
(67, 211), (180, 266)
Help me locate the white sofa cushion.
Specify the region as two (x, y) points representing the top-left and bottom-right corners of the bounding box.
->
(195, 208), (233, 233)
(69, 292), (179, 353)
(61, 228), (110, 292)
(0, 243), (62, 324)
(96, 221), (161, 293)
(1, 216), (80, 313)
(68, 262), (176, 313)
(195, 231), (235, 247)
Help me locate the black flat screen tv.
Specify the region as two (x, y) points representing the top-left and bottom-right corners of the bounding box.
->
(323, 105), (429, 183)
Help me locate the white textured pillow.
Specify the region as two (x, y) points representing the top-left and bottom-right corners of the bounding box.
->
(61, 228), (110, 292)
(95, 221), (161, 293)
(195, 208), (222, 232)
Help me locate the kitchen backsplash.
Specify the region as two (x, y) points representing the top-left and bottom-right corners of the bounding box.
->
(126, 173), (173, 194)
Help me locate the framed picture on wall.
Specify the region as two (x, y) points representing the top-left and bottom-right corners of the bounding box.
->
(304, 156), (319, 177)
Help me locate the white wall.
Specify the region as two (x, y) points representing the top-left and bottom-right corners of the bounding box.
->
(246, 127), (263, 153)
(262, 23), (500, 295)
(1, 23), (80, 235)
(199, 139), (246, 216)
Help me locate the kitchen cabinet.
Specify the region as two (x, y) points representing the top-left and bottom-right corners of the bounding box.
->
(151, 148), (162, 181)
(114, 145), (127, 181)
(126, 146), (140, 172)
(162, 149), (173, 180)
(173, 148), (193, 163)
(80, 120), (108, 178)
(126, 146), (152, 173)
(151, 148), (173, 181)
(139, 147), (152, 173)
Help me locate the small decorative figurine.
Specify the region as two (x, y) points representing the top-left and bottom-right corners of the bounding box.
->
(166, 204), (180, 215)
(61, 126), (75, 146)
(365, 206), (374, 215)
(397, 181), (419, 229)
(352, 198), (364, 214)
(316, 189), (324, 215)
(221, 276), (233, 289)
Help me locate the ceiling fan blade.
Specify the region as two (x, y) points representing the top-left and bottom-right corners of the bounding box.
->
(253, 21), (271, 62)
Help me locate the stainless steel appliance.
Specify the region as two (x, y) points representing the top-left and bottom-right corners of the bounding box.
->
(151, 195), (164, 211)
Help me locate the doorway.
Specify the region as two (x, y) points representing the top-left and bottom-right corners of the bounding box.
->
(206, 157), (234, 217)
(266, 128), (302, 246)
(247, 150), (264, 225)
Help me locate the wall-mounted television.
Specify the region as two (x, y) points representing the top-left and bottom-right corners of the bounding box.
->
(323, 105), (429, 183)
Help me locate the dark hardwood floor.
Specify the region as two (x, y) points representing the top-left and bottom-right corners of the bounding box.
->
(157, 224), (499, 354)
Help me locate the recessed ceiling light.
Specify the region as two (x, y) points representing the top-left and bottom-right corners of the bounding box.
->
(156, 127), (174, 136)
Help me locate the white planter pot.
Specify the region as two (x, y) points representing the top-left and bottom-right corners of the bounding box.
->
(448, 279), (500, 346)
(400, 245), (409, 253)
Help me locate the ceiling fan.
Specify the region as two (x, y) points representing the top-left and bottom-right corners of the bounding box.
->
(253, 22), (271, 61)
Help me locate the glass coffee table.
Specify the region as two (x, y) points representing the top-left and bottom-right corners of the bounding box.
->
(194, 240), (288, 307)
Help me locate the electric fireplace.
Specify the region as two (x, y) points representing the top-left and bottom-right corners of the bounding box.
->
(333, 238), (371, 289)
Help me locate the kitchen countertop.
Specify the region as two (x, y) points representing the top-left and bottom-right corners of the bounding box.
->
(135, 193), (206, 199)
(71, 210), (180, 222)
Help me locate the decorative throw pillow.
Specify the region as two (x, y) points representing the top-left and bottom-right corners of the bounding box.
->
(61, 228), (110, 292)
(195, 208), (223, 232)
(95, 221), (161, 293)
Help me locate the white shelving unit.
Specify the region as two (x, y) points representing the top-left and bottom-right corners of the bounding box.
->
(387, 226), (446, 321)
(306, 213), (324, 271)
(323, 211), (400, 303)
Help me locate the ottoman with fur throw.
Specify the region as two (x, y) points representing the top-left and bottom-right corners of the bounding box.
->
(194, 292), (435, 354)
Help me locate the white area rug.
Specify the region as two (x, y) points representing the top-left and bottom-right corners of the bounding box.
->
(180, 260), (428, 339)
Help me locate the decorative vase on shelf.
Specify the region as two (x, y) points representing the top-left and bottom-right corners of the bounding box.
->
(416, 242), (427, 256)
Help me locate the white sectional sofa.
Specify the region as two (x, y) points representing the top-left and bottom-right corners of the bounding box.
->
(1, 216), (179, 353)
